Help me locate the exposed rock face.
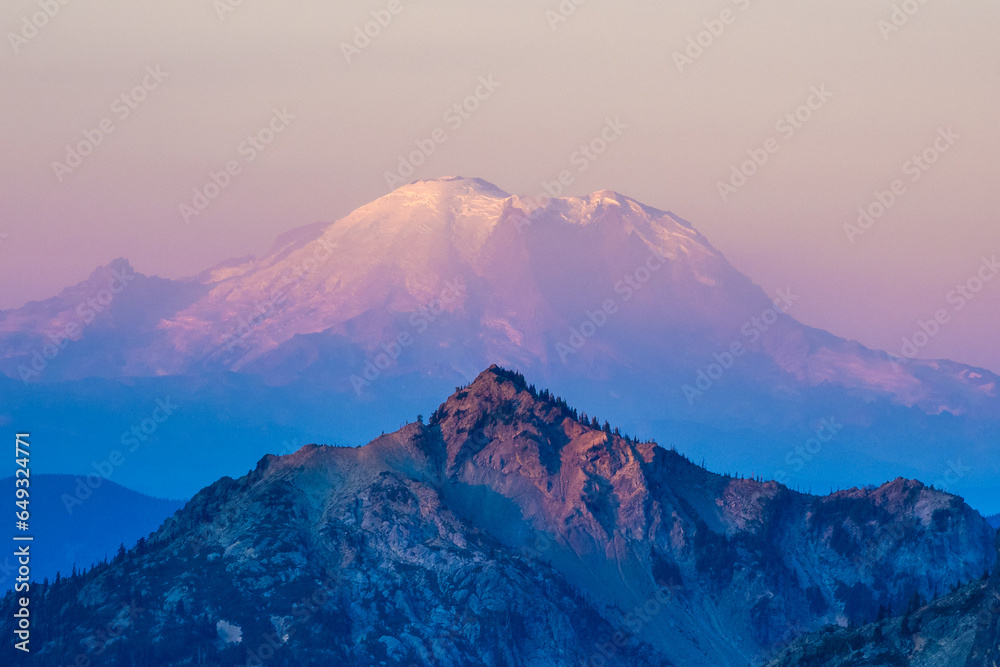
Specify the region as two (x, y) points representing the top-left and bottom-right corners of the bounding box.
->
(764, 529), (1000, 667)
(967, 531), (1000, 666)
(3, 367), (994, 666)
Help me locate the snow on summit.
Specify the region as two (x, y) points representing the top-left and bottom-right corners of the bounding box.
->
(3, 177), (997, 430)
(144, 177), (739, 368)
(2, 178), (1000, 511)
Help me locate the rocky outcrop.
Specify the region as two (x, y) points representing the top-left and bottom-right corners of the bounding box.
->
(968, 530), (1000, 666)
(764, 529), (999, 667)
(3, 366), (994, 666)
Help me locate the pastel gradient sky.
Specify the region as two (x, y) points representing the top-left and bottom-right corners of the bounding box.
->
(2, 0), (998, 372)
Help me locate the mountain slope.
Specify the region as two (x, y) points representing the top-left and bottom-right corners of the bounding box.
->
(0, 258), (206, 382)
(9, 178), (994, 413)
(0, 475), (185, 590)
(2, 367), (993, 666)
(2, 177), (999, 511)
(764, 530), (1000, 667)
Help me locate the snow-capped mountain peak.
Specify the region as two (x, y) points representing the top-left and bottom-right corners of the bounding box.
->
(3, 179), (999, 511)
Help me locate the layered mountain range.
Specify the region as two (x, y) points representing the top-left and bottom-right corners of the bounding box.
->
(1, 176), (998, 511)
(0, 475), (183, 591)
(3, 367), (994, 665)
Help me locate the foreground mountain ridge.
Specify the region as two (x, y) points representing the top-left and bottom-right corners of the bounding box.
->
(4, 366), (994, 665)
(765, 529), (1000, 667)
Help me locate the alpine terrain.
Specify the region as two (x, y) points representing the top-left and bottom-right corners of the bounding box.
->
(3, 367), (994, 666)
(2, 177), (998, 513)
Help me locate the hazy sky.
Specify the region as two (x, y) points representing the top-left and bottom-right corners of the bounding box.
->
(2, 0), (998, 372)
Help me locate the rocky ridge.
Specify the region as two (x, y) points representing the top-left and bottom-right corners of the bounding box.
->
(0, 366), (994, 665)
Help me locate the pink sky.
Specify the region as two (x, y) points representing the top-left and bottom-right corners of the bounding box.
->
(1, 0), (998, 373)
